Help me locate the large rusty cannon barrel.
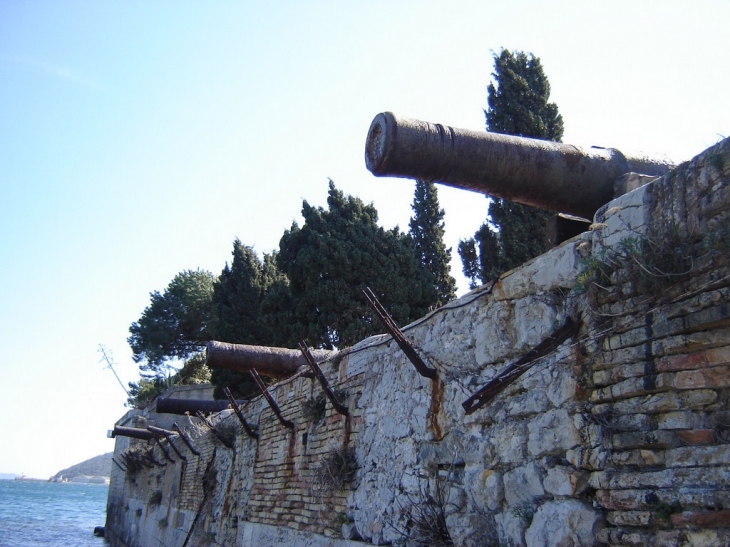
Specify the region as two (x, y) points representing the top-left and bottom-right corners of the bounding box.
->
(365, 112), (676, 219)
(156, 397), (247, 416)
(206, 340), (335, 378)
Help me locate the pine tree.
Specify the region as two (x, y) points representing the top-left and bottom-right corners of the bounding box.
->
(459, 49), (564, 288)
(128, 269), (216, 377)
(409, 180), (456, 306)
(272, 180), (437, 349)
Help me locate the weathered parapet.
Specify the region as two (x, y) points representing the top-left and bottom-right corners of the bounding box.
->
(581, 136), (730, 546)
(107, 137), (730, 546)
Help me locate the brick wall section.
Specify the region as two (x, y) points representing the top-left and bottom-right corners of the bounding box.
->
(245, 363), (366, 537)
(586, 137), (730, 546)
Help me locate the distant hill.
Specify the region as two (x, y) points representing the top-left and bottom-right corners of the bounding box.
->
(53, 453), (113, 480)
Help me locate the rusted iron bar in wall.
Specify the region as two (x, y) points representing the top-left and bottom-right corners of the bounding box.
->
(223, 387), (259, 439)
(462, 317), (581, 415)
(145, 449), (164, 467)
(195, 411), (235, 449)
(147, 426), (186, 461)
(249, 369), (294, 429)
(298, 342), (349, 416)
(173, 422), (201, 457)
(124, 452), (151, 470)
(155, 438), (175, 463)
(363, 287), (438, 380)
(112, 458), (127, 472)
(121, 453), (136, 469)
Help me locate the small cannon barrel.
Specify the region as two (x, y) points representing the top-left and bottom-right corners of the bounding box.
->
(156, 397), (247, 416)
(365, 112), (676, 219)
(206, 340), (335, 378)
(112, 425), (156, 440)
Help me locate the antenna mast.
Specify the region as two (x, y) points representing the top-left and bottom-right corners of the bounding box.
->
(98, 344), (130, 396)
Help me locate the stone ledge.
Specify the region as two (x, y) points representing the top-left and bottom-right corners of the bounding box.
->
(597, 487), (730, 511)
(591, 389), (718, 416)
(590, 465), (730, 490)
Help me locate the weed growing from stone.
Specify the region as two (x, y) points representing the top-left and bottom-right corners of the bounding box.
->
(576, 225), (703, 298)
(148, 490), (163, 507)
(302, 395), (327, 423)
(303, 389), (349, 424)
(646, 493), (682, 526)
(214, 420), (238, 448)
(312, 446), (357, 493)
(708, 150), (725, 171)
(390, 475), (455, 547)
(712, 412), (730, 444)
(203, 466), (217, 493)
(512, 502), (536, 526)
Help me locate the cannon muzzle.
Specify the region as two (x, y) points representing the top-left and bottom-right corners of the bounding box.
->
(206, 340), (335, 378)
(365, 112), (676, 219)
(111, 425), (156, 440)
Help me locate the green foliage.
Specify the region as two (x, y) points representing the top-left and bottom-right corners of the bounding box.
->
(209, 240), (282, 399)
(126, 376), (173, 409)
(128, 269), (215, 377)
(460, 49), (563, 288)
(576, 227), (699, 298)
(126, 181), (446, 404)
(149, 490), (163, 507)
(646, 493), (682, 526)
(175, 352), (212, 384)
(272, 180), (438, 349)
(211, 240), (277, 344)
(409, 181), (456, 306)
(126, 352), (211, 408)
(301, 394), (327, 423)
(512, 502), (536, 526)
(302, 389), (348, 424)
(485, 49), (564, 140)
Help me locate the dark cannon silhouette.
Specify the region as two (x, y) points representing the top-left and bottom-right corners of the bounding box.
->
(365, 112), (676, 220)
(206, 340), (334, 378)
(111, 425), (156, 440)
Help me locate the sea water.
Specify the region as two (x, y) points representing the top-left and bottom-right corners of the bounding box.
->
(0, 480), (108, 546)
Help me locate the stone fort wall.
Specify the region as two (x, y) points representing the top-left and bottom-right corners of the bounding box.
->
(106, 136), (730, 547)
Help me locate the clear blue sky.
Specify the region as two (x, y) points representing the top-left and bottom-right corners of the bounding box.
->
(1, 1), (728, 479)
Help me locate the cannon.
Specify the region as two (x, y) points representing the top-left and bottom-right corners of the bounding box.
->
(111, 425), (156, 440)
(156, 397), (247, 416)
(365, 112), (676, 219)
(206, 340), (335, 378)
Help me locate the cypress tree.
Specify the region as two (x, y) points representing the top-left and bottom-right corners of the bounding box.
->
(210, 239), (278, 398)
(459, 49), (564, 288)
(409, 180), (456, 306)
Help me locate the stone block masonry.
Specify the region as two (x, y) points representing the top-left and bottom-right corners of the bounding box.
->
(106, 136), (730, 546)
